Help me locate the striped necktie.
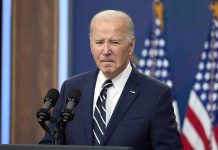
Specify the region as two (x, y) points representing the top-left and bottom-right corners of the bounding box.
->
(93, 80), (113, 145)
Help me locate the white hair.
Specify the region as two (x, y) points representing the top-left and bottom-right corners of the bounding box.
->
(89, 10), (135, 39)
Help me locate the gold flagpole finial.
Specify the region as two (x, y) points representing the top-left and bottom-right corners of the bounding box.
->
(153, 1), (164, 29)
(209, 1), (218, 19)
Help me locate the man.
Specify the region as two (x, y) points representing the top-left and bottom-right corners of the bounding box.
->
(40, 10), (183, 150)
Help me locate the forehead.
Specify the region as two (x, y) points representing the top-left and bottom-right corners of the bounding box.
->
(91, 18), (128, 37)
(91, 13), (127, 26)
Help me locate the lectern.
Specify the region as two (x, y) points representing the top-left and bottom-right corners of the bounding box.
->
(0, 144), (134, 150)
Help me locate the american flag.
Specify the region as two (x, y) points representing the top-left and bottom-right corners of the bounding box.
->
(181, 13), (218, 150)
(137, 1), (181, 130)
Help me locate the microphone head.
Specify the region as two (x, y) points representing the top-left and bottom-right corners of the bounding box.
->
(44, 88), (59, 107)
(67, 89), (81, 105)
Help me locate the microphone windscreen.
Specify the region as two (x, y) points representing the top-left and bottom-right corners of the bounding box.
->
(45, 88), (59, 106)
(68, 89), (81, 104)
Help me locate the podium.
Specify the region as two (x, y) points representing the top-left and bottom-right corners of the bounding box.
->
(0, 144), (134, 150)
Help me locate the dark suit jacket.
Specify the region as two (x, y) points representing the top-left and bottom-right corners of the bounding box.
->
(40, 68), (183, 150)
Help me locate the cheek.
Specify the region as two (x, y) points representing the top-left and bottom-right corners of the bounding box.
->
(91, 48), (99, 59)
(90, 43), (98, 56)
(117, 50), (130, 62)
(92, 53), (99, 62)
(93, 53), (103, 67)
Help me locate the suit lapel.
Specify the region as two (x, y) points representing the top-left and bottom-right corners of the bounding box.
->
(101, 68), (141, 145)
(80, 70), (98, 145)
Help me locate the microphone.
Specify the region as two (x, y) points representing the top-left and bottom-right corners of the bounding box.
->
(61, 89), (81, 122)
(37, 88), (59, 122)
(43, 88), (59, 110)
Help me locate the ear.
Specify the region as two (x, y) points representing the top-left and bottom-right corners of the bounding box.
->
(90, 37), (93, 53)
(129, 48), (134, 55)
(128, 36), (136, 55)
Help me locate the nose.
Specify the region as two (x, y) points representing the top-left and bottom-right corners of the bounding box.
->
(102, 42), (111, 54)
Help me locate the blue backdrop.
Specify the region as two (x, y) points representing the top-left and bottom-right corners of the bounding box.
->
(70, 0), (211, 126)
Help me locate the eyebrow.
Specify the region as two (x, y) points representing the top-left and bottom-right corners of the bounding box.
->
(90, 36), (123, 41)
(111, 39), (121, 41)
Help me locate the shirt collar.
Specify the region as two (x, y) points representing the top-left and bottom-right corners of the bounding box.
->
(97, 62), (132, 92)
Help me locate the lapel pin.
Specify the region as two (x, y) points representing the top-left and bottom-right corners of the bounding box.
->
(130, 90), (136, 94)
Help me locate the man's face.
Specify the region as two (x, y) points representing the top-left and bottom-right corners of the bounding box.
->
(90, 18), (135, 79)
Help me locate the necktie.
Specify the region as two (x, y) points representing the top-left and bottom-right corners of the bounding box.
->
(93, 80), (113, 145)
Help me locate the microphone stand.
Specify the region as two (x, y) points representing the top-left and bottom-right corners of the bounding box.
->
(37, 108), (76, 145)
(53, 125), (60, 145)
(36, 108), (52, 136)
(53, 109), (75, 145)
(37, 90), (80, 145)
(36, 108), (60, 144)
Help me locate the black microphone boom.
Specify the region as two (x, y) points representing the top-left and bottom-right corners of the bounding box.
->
(61, 89), (81, 122)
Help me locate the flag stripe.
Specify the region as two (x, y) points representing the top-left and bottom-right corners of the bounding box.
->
(214, 126), (218, 142)
(173, 100), (180, 130)
(188, 90), (211, 138)
(186, 106), (210, 150)
(182, 118), (205, 150)
(211, 133), (218, 150)
(181, 133), (194, 150)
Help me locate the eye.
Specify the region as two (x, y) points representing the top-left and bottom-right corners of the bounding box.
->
(96, 41), (103, 45)
(111, 41), (120, 45)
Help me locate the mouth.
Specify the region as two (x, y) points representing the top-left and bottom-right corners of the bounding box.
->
(100, 61), (115, 67)
(100, 59), (114, 63)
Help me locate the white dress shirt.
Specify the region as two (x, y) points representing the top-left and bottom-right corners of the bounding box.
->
(93, 62), (132, 125)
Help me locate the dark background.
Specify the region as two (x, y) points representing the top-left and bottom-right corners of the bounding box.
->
(70, 0), (211, 126)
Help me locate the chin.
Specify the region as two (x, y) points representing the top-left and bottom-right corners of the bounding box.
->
(100, 65), (114, 71)
(102, 69), (113, 74)
(101, 69), (114, 78)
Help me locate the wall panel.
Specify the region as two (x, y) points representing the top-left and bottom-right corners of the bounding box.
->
(12, 0), (58, 144)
